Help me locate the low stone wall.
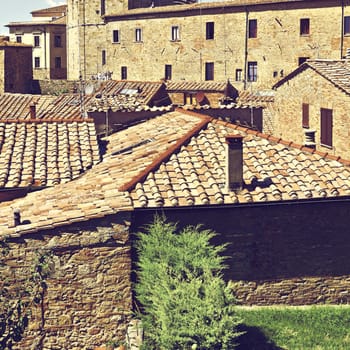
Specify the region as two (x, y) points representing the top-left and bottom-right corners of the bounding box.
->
(0, 212), (133, 350)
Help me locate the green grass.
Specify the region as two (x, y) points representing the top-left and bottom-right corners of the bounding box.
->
(235, 305), (350, 350)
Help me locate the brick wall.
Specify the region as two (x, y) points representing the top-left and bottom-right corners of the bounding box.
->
(0, 212), (132, 349)
(133, 197), (350, 305)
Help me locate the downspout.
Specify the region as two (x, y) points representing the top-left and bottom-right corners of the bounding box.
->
(244, 7), (249, 90)
(341, 0), (345, 59)
(83, 0), (87, 80)
(44, 27), (47, 76)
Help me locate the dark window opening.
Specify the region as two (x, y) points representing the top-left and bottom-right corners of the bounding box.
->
(248, 19), (257, 38)
(54, 35), (62, 47)
(206, 22), (214, 40)
(113, 30), (120, 43)
(101, 0), (105, 16)
(302, 103), (309, 128)
(34, 35), (40, 47)
(121, 66), (127, 80)
(16, 36), (22, 43)
(320, 108), (333, 147)
(165, 64), (172, 80)
(300, 18), (310, 36)
(55, 57), (62, 69)
(102, 50), (106, 66)
(344, 16), (350, 35)
(247, 61), (257, 82)
(171, 26), (180, 41)
(205, 62), (214, 81)
(34, 57), (40, 68)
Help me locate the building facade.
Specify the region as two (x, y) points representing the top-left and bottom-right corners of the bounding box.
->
(7, 5), (67, 80)
(67, 0), (350, 89)
(0, 40), (33, 93)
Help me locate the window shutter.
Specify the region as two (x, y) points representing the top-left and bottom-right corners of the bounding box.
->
(321, 108), (332, 147)
(302, 103), (309, 128)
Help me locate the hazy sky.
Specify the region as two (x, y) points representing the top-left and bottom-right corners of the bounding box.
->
(0, 0), (66, 35)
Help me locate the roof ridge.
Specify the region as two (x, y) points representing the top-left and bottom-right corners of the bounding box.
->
(211, 118), (350, 166)
(118, 111), (211, 192)
(0, 118), (94, 123)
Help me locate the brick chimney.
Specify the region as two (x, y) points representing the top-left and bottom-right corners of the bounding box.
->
(30, 103), (36, 119)
(225, 134), (244, 191)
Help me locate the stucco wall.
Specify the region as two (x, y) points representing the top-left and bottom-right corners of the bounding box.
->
(0, 212), (132, 349)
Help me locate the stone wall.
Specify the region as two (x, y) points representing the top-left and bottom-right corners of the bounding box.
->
(273, 66), (350, 160)
(66, 0), (350, 88)
(133, 197), (350, 305)
(0, 212), (132, 350)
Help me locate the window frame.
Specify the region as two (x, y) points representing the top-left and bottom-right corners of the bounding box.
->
(121, 66), (127, 80)
(344, 16), (350, 35)
(205, 62), (214, 81)
(248, 19), (257, 38)
(135, 28), (142, 42)
(300, 18), (310, 36)
(34, 35), (40, 47)
(320, 108), (333, 148)
(302, 103), (309, 128)
(34, 57), (40, 68)
(171, 25), (180, 41)
(235, 69), (243, 82)
(112, 30), (120, 43)
(247, 61), (258, 82)
(165, 64), (172, 80)
(206, 22), (214, 40)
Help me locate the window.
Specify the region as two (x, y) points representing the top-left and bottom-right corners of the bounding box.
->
(247, 61), (258, 82)
(16, 36), (22, 43)
(184, 93), (197, 105)
(302, 103), (309, 128)
(320, 108), (333, 147)
(206, 22), (214, 40)
(165, 64), (172, 80)
(34, 57), (40, 68)
(34, 35), (40, 47)
(344, 16), (350, 35)
(171, 26), (180, 41)
(298, 57), (309, 65)
(121, 66), (127, 80)
(135, 28), (142, 42)
(300, 18), (310, 35)
(54, 35), (62, 47)
(102, 50), (106, 66)
(101, 0), (105, 16)
(235, 69), (242, 81)
(113, 30), (120, 43)
(248, 19), (257, 38)
(205, 62), (214, 81)
(55, 57), (62, 69)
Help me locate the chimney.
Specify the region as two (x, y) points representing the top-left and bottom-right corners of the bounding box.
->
(304, 129), (316, 149)
(225, 134), (244, 191)
(13, 208), (21, 227)
(30, 103), (36, 119)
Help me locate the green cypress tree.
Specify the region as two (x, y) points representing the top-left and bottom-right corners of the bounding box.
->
(135, 216), (243, 350)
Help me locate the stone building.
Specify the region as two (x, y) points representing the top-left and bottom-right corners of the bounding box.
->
(272, 59), (350, 160)
(0, 40), (33, 93)
(7, 5), (67, 80)
(67, 0), (350, 89)
(2, 109), (350, 347)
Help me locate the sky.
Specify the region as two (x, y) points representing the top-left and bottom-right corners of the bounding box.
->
(0, 0), (66, 35)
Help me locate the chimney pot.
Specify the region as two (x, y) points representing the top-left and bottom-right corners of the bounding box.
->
(225, 134), (244, 191)
(30, 103), (36, 119)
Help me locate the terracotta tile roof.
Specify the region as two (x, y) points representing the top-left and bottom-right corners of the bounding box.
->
(273, 59), (350, 95)
(31, 5), (67, 16)
(0, 93), (90, 120)
(0, 119), (100, 188)
(0, 111), (201, 236)
(166, 81), (228, 92)
(87, 80), (167, 112)
(0, 41), (31, 48)
(2, 109), (350, 236)
(237, 90), (275, 106)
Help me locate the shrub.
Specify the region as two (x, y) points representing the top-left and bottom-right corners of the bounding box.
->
(135, 217), (242, 350)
